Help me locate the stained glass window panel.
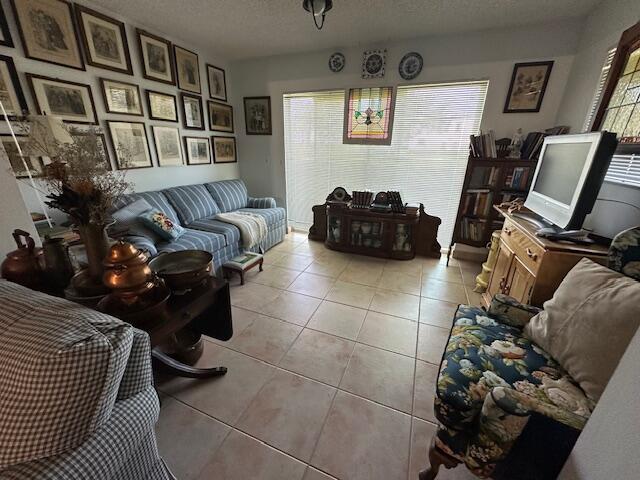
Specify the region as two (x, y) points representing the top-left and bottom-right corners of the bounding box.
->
(344, 87), (394, 144)
(623, 104), (640, 138)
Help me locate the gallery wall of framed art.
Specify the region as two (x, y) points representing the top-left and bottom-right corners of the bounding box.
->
(0, 0), (239, 208)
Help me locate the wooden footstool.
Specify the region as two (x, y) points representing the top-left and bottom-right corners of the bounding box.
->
(222, 252), (264, 285)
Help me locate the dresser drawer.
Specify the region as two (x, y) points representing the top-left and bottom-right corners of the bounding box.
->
(501, 219), (544, 274)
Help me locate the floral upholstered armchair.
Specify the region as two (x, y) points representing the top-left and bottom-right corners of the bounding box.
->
(420, 226), (640, 480)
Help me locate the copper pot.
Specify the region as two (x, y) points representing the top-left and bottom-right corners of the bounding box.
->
(102, 240), (153, 292)
(1, 230), (43, 289)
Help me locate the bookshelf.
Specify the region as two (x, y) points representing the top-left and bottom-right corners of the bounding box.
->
(450, 156), (538, 250)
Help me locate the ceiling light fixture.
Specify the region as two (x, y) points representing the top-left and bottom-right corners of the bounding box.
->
(302, 0), (332, 30)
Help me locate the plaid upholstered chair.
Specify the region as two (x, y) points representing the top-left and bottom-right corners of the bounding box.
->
(0, 280), (174, 479)
(420, 226), (640, 480)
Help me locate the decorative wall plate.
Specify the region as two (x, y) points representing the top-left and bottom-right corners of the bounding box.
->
(329, 52), (345, 72)
(398, 52), (423, 80)
(361, 49), (386, 79)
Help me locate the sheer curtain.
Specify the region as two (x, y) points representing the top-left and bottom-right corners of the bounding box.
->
(283, 81), (488, 246)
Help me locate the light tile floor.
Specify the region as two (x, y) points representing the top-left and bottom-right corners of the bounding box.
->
(155, 231), (482, 480)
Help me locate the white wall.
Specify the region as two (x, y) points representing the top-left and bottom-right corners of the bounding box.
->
(231, 19), (583, 206)
(556, 0), (640, 239)
(0, 0), (238, 226)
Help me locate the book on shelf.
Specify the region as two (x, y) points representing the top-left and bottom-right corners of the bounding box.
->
(469, 166), (499, 187)
(459, 217), (487, 242)
(504, 167), (531, 190)
(469, 130), (497, 158)
(520, 126), (570, 160)
(461, 190), (493, 217)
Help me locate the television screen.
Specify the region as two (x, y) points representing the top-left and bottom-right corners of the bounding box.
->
(532, 142), (592, 206)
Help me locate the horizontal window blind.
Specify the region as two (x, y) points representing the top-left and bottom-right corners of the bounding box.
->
(583, 47), (616, 132)
(283, 81), (488, 246)
(605, 154), (640, 187)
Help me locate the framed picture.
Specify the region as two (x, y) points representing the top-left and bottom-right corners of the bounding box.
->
(212, 136), (237, 164)
(100, 78), (143, 116)
(1, 136), (45, 178)
(180, 93), (205, 130)
(136, 29), (175, 85)
(107, 120), (152, 169)
(174, 45), (201, 93)
(0, 4), (14, 47)
(10, 0), (84, 70)
(27, 74), (97, 124)
(184, 136), (211, 165)
(206, 64), (227, 101)
(243, 96), (272, 135)
(69, 130), (112, 169)
(152, 126), (183, 166)
(504, 61), (554, 113)
(208, 101), (234, 133)
(0, 55), (28, 120)
(147, 90), (178, 122)
(75, 5), (132, 75)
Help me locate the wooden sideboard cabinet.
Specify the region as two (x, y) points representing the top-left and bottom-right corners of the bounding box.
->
(483, 206), (609, 308)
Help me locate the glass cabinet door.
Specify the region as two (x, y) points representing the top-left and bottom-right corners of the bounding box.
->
(392, 224), (413, 252)
(349, 220), (384, 249)
(327, 216), (342, 243)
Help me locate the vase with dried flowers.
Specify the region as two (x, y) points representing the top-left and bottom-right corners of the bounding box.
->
(23, 117), (132, 291)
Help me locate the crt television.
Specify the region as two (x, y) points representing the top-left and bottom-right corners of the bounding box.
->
(524, 131), (618, 231)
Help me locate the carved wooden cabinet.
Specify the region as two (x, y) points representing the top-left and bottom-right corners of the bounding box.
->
(483, 206), (609, 307)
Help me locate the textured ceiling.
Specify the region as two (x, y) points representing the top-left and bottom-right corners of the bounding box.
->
(92, 0), (601, 60)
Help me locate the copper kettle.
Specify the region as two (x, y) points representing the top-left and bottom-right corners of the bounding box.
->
(1, 229), (44, 289)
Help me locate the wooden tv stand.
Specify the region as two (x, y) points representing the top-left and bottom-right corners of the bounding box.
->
(483, 206), (609, 308)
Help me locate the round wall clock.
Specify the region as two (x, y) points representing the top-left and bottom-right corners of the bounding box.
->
(398, 52), (423, 80)
(328, 52), (345, 72)
(361, 49), (387, 79)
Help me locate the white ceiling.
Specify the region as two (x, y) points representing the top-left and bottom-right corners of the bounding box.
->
(93, 0), (602, 61)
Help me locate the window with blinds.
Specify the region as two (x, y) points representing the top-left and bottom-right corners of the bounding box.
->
(583, 47), (617, 132)
(283, 81), (489, 246)
(606, 154), (640, 187)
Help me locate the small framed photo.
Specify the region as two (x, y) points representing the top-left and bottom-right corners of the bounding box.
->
(243, 96), (272, 135)
(208, 101), (234, 133)
(75, 5), (132, 75)
(184, 136), (211, 165)
(27, 74), (97, 124)
(10, 0), (84, 70)
(147, 90), (178, 122)
(0, 55), (28, 120)
(212, 136), (237, 164)
(504, 61), (554, 113)
(69, 129), (112, 170)
(152, 126), (183, 167)
(174, 45), (201, 93)
(107, 120), (153, 169)
(1, 136), (45, 178)
(180, 93), (205, 130)
(0, 4), (14, 47)
(100, 78), (143, 116)
(206, 64), (227, 101)
(136, 29), (175, 85)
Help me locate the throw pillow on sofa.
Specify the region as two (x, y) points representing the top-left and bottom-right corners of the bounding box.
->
(139, 210), (185, 241)
(111, 198), (162, 244)
(524, 257), (640, 402)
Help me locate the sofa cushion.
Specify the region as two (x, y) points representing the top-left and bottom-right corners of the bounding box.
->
(237, 207), (286, 226)
(205, 179), (248, 212)
(139, 209), (186, 241)
(435, 304), (572, 429)
(156, 228), (226, 254)
(110, 198), (162, 244)
(0, 280), (132, 468)
(163, 184), (221, 225)
(112, 191), (181, 226)
(189, 217), (241, 246)
(524, 258), (640, 402)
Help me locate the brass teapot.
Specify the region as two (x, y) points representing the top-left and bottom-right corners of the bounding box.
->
(102, 240), (154, 299)
(1, 230), (43, 289)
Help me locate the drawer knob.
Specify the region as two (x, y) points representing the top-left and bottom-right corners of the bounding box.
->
(526, 248), (538, 261)
(504, 227), (513, 236)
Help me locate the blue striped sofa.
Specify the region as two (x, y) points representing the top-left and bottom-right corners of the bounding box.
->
(111, 179), (286, 271)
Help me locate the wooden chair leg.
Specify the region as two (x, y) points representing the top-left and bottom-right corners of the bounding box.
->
(419, 438), (460, 480)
